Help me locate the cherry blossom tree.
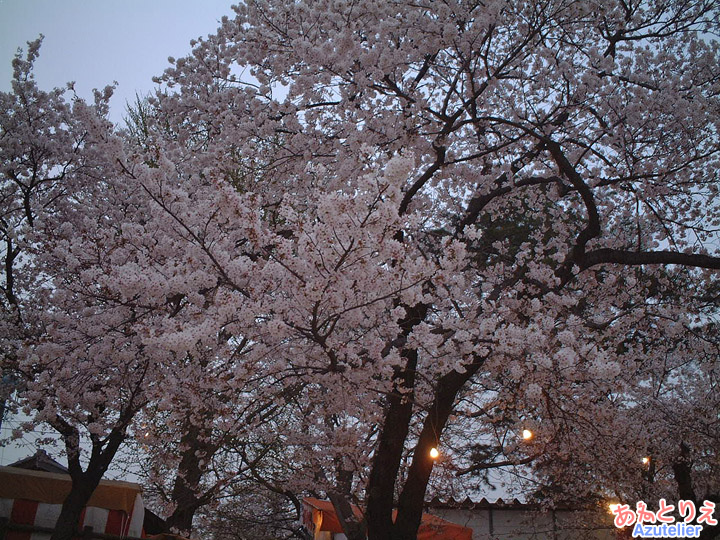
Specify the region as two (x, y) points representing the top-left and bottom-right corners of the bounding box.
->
(133, 353), (309, 536)
(131, 1), (719, 538)
(0, 37), (85, 402)
(0, 40), (147, 540)
(0, 41), (196, 540)
(5, 0), (720, 539)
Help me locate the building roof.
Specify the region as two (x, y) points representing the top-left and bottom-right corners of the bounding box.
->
(427, 496), (588, 512)
(7, 449), (68, 474)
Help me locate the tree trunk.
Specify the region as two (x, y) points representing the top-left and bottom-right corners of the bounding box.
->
(364, 301), (483, 540)
(329, 491), (366, 540)
(164, 423), (216, 536)
(365, 303), (427, 540)
(50, 455), (118, 540)
(364, 350), (418, 540)
(50, 479), (98, 540)
(391, 358), (484, 540)
(673, 442), (719, 540)
(672, 442), (696, 502)
(50, 418), (130, 540)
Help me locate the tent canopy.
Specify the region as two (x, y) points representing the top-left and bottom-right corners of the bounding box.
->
(302, 498), (473, 540)
(0, 466), (141, 514)
(0, 466), (146, 537)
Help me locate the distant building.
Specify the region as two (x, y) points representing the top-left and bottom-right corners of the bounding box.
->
(6, 449), (69, 474)
(427, 496), (617, 540)
(299, 495), (618, 540)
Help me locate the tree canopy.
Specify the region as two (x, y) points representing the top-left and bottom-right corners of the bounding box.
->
(2, 1), (719, 539)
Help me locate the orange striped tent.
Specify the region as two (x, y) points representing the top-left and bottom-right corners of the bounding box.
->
(0, 466), (145, 538)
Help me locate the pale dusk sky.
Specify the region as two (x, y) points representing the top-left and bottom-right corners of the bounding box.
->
(0, 0), (236, 123)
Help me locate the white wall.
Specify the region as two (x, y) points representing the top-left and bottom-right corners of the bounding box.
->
(431, 507), (616, 540)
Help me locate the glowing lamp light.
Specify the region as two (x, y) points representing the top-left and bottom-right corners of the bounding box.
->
(522, 429), (533, 440)
(642, 456), (650, 465)
(608, 503), (620, 514)
(429, 447), (440, 459)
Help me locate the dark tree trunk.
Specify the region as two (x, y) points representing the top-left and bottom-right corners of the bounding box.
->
(365, 303), (427, 540)
(49, 406), (134, 540)
(328, 465), (366, 540)
(165, 499), (199, 537)
(392, 358), (484, 540)
(50, 480), (98, 540)
(364, 298), (484, 540)
(364, 349), (418, 540)
(672, 442), (696, 502)
(50, 432), (126, 540)
(164, 423), (217, 536)
(672, 442), (719, 540)
(329, 491), (366, 540)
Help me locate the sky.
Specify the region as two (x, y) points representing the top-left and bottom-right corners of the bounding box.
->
(0, 0), (236, 124)
(0, 0), (236, 468)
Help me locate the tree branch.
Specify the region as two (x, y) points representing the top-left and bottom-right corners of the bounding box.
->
(579, 248), (720, 270)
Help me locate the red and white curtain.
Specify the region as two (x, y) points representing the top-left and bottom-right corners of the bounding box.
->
(0, 495), (145, 539)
